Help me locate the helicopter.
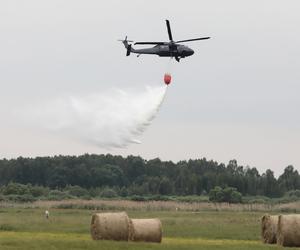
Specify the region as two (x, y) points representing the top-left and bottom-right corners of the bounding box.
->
(119, 20), (210, 62)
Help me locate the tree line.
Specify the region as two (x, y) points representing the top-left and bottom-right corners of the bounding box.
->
(0, 154), (299, 198)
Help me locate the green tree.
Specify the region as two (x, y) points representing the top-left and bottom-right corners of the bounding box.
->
(209, 186), (242, 203)
(278, 165), (300, 193)
(159, 177), (174, 195)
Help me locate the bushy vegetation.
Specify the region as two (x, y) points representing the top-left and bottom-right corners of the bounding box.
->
(0, 182), (208, 202)
(1, 182), (300, 204)
(0, 154), (299, 201)
(209, 186), (242, 203)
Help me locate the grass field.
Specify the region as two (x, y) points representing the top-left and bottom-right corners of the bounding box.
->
(0, 207), (294, 249)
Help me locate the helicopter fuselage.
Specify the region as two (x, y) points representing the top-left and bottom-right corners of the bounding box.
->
(131, 44), (194, 58)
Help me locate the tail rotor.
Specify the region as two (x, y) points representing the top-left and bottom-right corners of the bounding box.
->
(118, 36), (134, 56)
(126, 44), (132, 56)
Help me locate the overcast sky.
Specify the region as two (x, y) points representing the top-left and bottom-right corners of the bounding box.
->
(0, 0), (299, 175)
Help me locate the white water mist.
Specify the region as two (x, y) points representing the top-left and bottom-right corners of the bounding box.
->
(21, 85), (167, 148)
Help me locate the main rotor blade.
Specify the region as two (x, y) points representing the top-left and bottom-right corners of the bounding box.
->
(118, 39), (134, 42)
(134, 42), (165, 45)
(175, 37), (210, 43)
(166, 20), (173, 42)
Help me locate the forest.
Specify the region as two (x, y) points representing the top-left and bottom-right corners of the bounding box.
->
(0, 154), (299, 200)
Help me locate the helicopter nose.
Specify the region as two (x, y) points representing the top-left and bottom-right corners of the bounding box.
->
(185, 48), (194, 56)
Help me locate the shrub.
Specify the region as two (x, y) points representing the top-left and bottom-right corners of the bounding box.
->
(175, 195), (209, 203)
(149, 195), (171, 201)
(230, 190), (242, 203)
(0, 195), (5, 201)
(89, 187), (102, 197)
(47, 190), (74, 200)
(130, 195), (146, 201)
(29, 185), (50, 197)
(127, 185), (145, 196)
(119, 186), (128, 197)
(209, 186), (222, 202)
(0, 224), (15, 231)
(209, 186), (242, 203)
(2, 183), (30, 195)
(285, 190), (300, 198)
(99, 188), (118, 198)
(5, 194), (36, 202)
(64, 185), (89, 197)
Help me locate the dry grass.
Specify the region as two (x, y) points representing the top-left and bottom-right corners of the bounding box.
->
(1, 199), (300, 213)
(0, 208), (289, 250)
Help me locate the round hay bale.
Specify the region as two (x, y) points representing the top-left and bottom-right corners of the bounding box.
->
(261, 214), (278, 244)
(129, 218), (162, 243)
(277, 214), (300, 247)
(90, 212), (130, 241)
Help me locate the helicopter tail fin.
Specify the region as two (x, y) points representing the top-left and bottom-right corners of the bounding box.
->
(126, 44), (131, 56)
(118, 36), (134, 56)
(118, 36), (132, 49)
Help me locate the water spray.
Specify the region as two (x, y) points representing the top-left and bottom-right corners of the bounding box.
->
(19, 85), (168, 149)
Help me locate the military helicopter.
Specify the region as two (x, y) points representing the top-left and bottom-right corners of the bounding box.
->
(119, 20), (210, 62)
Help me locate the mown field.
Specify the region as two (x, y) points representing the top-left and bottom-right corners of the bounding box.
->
(0, 207), (294, 250)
